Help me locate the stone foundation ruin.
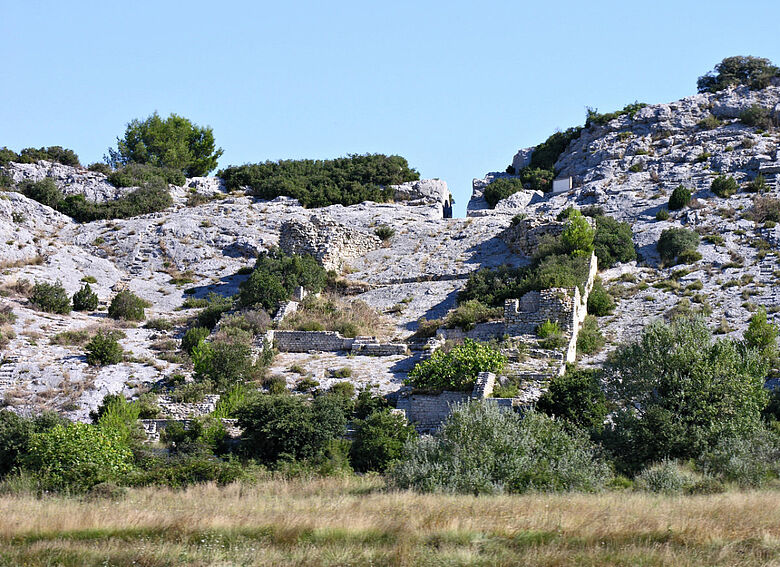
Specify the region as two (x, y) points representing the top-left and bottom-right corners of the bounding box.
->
(279, 216), (381, 271)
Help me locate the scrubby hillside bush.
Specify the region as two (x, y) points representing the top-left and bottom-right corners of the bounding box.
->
(107, 162), (186, 187)
(405, 339), (506, 391)
(560, 209), (595, 256)
(20, 178), (63, 209)
(744, 307), (779, 366)
(219, 154), (419, 208)
(72, 283), (98, 311)
(349, 410), (417, 472)
(444, 299), (502, 331)
(593, 215), (636, 267)
(389, 404), (610, 494)
(238, 248), (327, 313)
(668, 185), (691, 210)
(483, 178), (525, 207)
(529, 127), (583, 170)
(587, 280), (614, 316)
(698, 428), (780, 488)
(29, 280), (71, 314)
(740, 105), (775, 130)
(536, 366), (607, 433)
(0, 410), (67, 478)
(108, 112), (223, 177)
(23, 423), (134, 492)
(657, 228), (699, 265)
(181, 326), (210, 355)
(85, 330), (124, 366)
(585, 102), (647, 127)
(192, 329), (254, 392)
(236, 394), (347, 465)
(711, 175), (738, 197)
(109, 290), (148, 321)
(0, 146), (81, 167)
(603, 316), (769, 473)
(697, 55), (780, 93)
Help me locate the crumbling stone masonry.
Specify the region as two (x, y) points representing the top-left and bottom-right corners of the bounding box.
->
(279, 216), (381, 271)
(500, 216), (595, 256)
(263, 330), (408, 356)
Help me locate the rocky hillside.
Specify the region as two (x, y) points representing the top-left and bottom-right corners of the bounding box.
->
(2, 84), (780, 420)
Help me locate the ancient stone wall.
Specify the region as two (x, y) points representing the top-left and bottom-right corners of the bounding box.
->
(279, 216), (381, 271)
(157, 395), (220, 419)
(265, 330), (406, 355)
(139, 418), (241, 443)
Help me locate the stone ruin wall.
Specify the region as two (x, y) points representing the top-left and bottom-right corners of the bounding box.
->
(279, 216), (381, 271)
(262, 330), (407, 356)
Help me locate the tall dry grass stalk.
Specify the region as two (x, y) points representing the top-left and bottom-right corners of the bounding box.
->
(0, 477), (779, 565)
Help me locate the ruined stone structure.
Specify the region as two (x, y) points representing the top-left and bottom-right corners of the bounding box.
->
(279, 216), (381, 271)
(396, 372), (515, 432)
(264, 330), (407, 356)
(139, 418), (241, 443)
(157, 394), (220, 419)
(392, 179), (453, 218)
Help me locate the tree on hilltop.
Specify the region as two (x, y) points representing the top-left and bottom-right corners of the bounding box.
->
(697, 56), (780, 93)
(107, 112), (223, 177)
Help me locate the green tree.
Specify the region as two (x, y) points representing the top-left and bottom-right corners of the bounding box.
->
(85, 330), (124, 366)
(192, 334), (254, 392)
(72, 283), (98, 311)
(406, 339), (506, 391)
(560, 210), (595, 256)
(109, 290), (148, 321)
(108, 112), (223, 177)
(236, 394), (347, 464)
(29, 280), (71, 314)
(657, 228), (699, 265)
(0, 411), (67, 478)
(23, 422), (134, 491)
(349, 410), (417, 472)
(593, 215), (636, 267)
(603, 317), (769, 473)
(711, 175), (739, 197)
(697, 56), (780, 93)
(744, 307), (779, 366)
(536, 366), (607, 433)
(668, 185), (691, 210)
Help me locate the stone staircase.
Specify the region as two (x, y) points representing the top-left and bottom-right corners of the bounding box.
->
(0, 355), (20, 390)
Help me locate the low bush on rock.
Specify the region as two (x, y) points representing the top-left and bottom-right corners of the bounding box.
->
(576, 315), (605, 355)
(278, 294), (388, 338)
(587, 280), (614, 316)
(697, 55), (780, 93)
(219, 154), (419, 208)
(739, 105), (775, 130)
(29, 280), (71, 314)
(85, 330), (124, 366)
(444, 299), (502, 331)
(711, 175), (738, 197)
(109, 290), (149, 321)
(592, 215), (636, 267)
(657, 228), (699, 266)
(72, 283), (98, 311)
(668, 185), (691, 210)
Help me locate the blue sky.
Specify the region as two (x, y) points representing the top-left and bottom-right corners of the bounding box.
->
(2, 0), (779, 216)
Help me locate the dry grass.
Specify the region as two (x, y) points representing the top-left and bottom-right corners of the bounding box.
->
(0, 477), (779, 566)
(278, 294), (392, 339)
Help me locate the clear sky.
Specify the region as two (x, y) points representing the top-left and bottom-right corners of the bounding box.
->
(2, 0), (779, 216)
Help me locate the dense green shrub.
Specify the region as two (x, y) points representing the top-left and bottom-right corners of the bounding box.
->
(483, 177), (525, 207)
(195, 293), (234, 329)
(697, 56), (780, 93)
(125, 453), (244, 488)
(16, 146), (80, 167)
(536, 319), (561, 338)
(560, 210), (594, 256)
(238, 248), (327, 312)
(744, 307), (779, 366)
(0, 146), (21, 166)
(181, 326), (210, 355)
(537, 366), (607, 433)
(192, 330), (254, 392)
(576, 315), (606, 355)
(593, 215), (636, 267)
(21, 177), (172, 222)
(405, 339), (506, 391)
(711, 175), (738, 197)
(585, 102), (647, 127)
(349, 410), (417, 472)
(88, 162), (112, 175)
(668, 185), (691, 210)
(219, 154), (419, 208)
(746, 173), (769, 193)
(635, 460), (700, 494)
(23, 423), (134, 492)
(655, 208), (670, 221)
(603, 317), (769, 473)
(353, 386), (390, 420)
(739, 105), (775, 130)
(85, 330), (124, 366)
(29, 280), (71, 314)
(107, 162), (186, 187)
(530, 127), (583, 170)
(374, 225), (395, 241)
(657, 228), (699, 265)
(459, 254), (591, 308)
(237, 394), (347, 464)
(20, 178), (63, 209)
(0, 411), (67, 478)
(698, 428), (780, 487)
(389, 404), (610, 494)
(108, 112), (223, 177)
(444, 300), (502, 331)
(109, 290), (148, 321)
(587, 280), (615, 316)
(72, 283), (98, 311)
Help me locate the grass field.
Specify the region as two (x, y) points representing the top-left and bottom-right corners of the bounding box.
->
(1, 476), (779, 566)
